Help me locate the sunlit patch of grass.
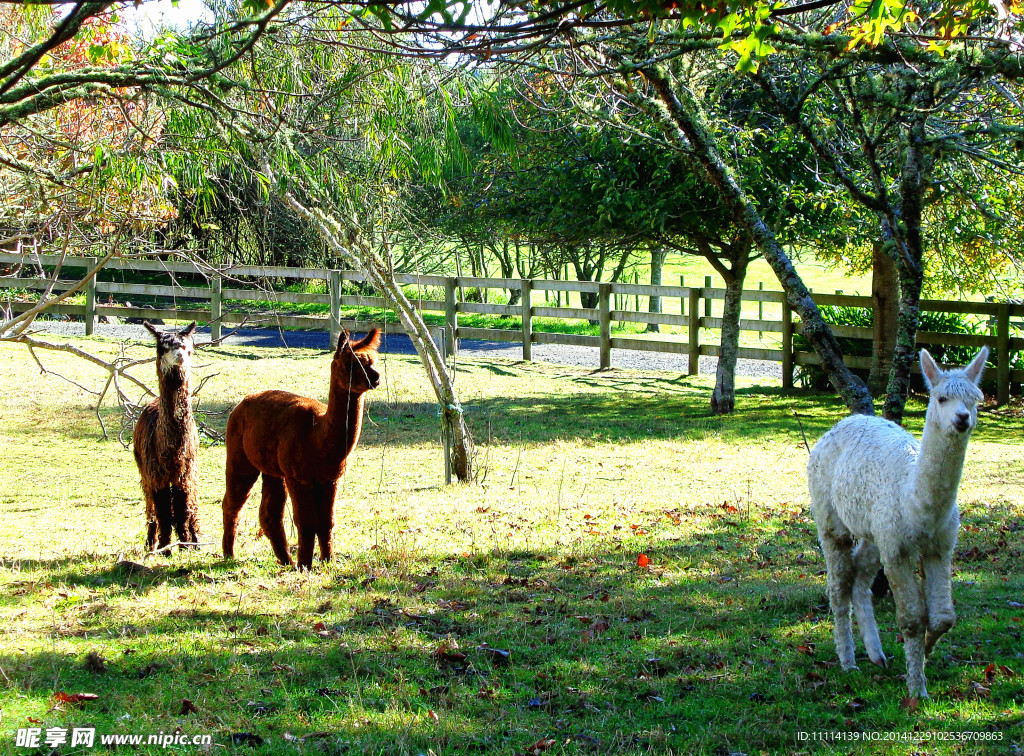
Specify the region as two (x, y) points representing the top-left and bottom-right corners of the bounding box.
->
(0, 338), (1021, 754)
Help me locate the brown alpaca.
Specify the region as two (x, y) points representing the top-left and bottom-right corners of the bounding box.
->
(221, 329), (381, 569)
(134, 321), (202, 553)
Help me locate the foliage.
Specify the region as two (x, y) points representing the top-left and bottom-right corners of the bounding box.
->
(0, 7), (175, 246)
(794, 305), (999, 390)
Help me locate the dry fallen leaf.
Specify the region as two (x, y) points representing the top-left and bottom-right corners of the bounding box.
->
(582, 617), (610, 642)
(900, 696), (919, 712)
(637, 554), (651, 569)
(52, 692), (99, 707)
(984, 662), (997, 683)
(479, 646), (511, 666)
(432, 642), (467, 664)
(523, 738), (557, 755)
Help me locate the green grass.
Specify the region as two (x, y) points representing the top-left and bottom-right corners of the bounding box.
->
(1, 337), (1022, 755)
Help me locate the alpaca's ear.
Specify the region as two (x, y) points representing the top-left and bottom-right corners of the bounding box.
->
(920, 349), (942, 388)
(964, 346), (989, 385)
(336, 329), (351, 352)
(143, 321), (160, 337)
(353, 328), (381, 353)
(181, 322), (197, 338)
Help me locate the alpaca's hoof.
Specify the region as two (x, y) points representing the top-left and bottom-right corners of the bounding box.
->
(841, 662), (860, 672)
(869, 654), (888, 668)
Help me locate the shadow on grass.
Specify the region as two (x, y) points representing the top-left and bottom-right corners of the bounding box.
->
(3, 518), (1022, 755)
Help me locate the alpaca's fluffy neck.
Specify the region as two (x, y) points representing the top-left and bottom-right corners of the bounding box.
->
(323, 381), (366, 458)
(157, 367), (194, 433)
(911, 419), (971, 522)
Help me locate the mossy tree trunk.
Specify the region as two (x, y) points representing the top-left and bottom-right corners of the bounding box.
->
(636, 65), (874, 415)
(882, 95), (932, 424)
(868, 241), (900, 395)
(277, 183), (474, 482)
(708, 240), (751, 415)
(645, 246), (666, 333)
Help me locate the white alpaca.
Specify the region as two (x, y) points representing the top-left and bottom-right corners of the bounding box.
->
(808, 347), (988, 698)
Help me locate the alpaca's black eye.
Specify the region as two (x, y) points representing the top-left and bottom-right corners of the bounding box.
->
(937, 397), (948, 404)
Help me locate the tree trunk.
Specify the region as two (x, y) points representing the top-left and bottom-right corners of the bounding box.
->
(883, 99), (932, 424)
(574, 255), (600, 315)
(711, 251), (749, 414)
(499, 240), (521, 307)
(637, 66), (874, 415)
(278, 184), (474, 481)
(868, 240), (899, 395)
(646, 247), (666, 333)
(884, 254), (923, 423)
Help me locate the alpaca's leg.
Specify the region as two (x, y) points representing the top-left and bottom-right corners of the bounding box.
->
(222, 455), (259, 560)
(922, 554), (956, 656)
(314, 481), (339, 563)
(180, 467), (202, 548)
(153, 487), (174, 552)
(259, 476), (292, 566)
(142, 485), (159, 552)
(171, 484), (200, 550)
(820, 529), (858, 669)
(852, 541), (886, 667)
(885, 560), (929, 698)
(286, 480), (318, 571)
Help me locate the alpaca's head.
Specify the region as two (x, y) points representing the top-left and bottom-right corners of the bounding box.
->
(145, 321), (197, 378)
(920, 346), (988, 436)
(332, 328), (381, 394)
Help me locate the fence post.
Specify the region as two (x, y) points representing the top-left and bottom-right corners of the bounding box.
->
(521, 279), (533, 361)
(998, 302), (1010, 406)
(329, 270), (342, 346)
(444, 277), (458, 358)
(210, 274), (222, 342)
(599, 282), (612, 369)
(84, 257), (97, 336)
(704, 275), (712, 317)
(782, 298), (794, 389)
(688, 284), (700, 377)
(758, 282), (764, 339)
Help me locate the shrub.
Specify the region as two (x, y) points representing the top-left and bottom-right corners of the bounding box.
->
(795, 306), (993, 392)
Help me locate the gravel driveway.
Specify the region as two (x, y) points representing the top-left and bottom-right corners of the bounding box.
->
(24, 320), (783, 382)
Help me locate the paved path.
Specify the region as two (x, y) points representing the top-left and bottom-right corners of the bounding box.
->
(24, 321), (783, 381)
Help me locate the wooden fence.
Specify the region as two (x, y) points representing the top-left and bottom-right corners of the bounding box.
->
(2, 252), (1022, 403)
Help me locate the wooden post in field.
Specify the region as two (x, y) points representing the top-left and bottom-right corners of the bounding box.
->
(688, 283), (700, 377)
(782, 298), (794, 389)
(84, 257), (97, 336)
(444, 277), (458, 358)
(521, 279), (533, 361)
(679, 275), (685, 326)
(758, 282), (764, 339)
(329, 270), (342, 346)
(210, 274), (223, 342)
(599, 282), (612, 369)
(997, 302), (1010, 406)
(704, 274), (712, 323)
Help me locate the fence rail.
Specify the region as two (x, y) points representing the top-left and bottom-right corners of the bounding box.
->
(2, 252), (1022, 402)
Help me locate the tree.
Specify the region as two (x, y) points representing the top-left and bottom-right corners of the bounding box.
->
(752, 48), (1024, 418)
(156, 17), (483, 480)
(363, 0), (1023, 414)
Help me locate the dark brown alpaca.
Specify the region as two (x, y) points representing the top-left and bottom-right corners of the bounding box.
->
(221, 329), (381, 570)
(134, 321), (202, 552)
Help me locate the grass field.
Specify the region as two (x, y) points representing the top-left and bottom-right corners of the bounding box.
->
(0, 336), (1022, 755)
